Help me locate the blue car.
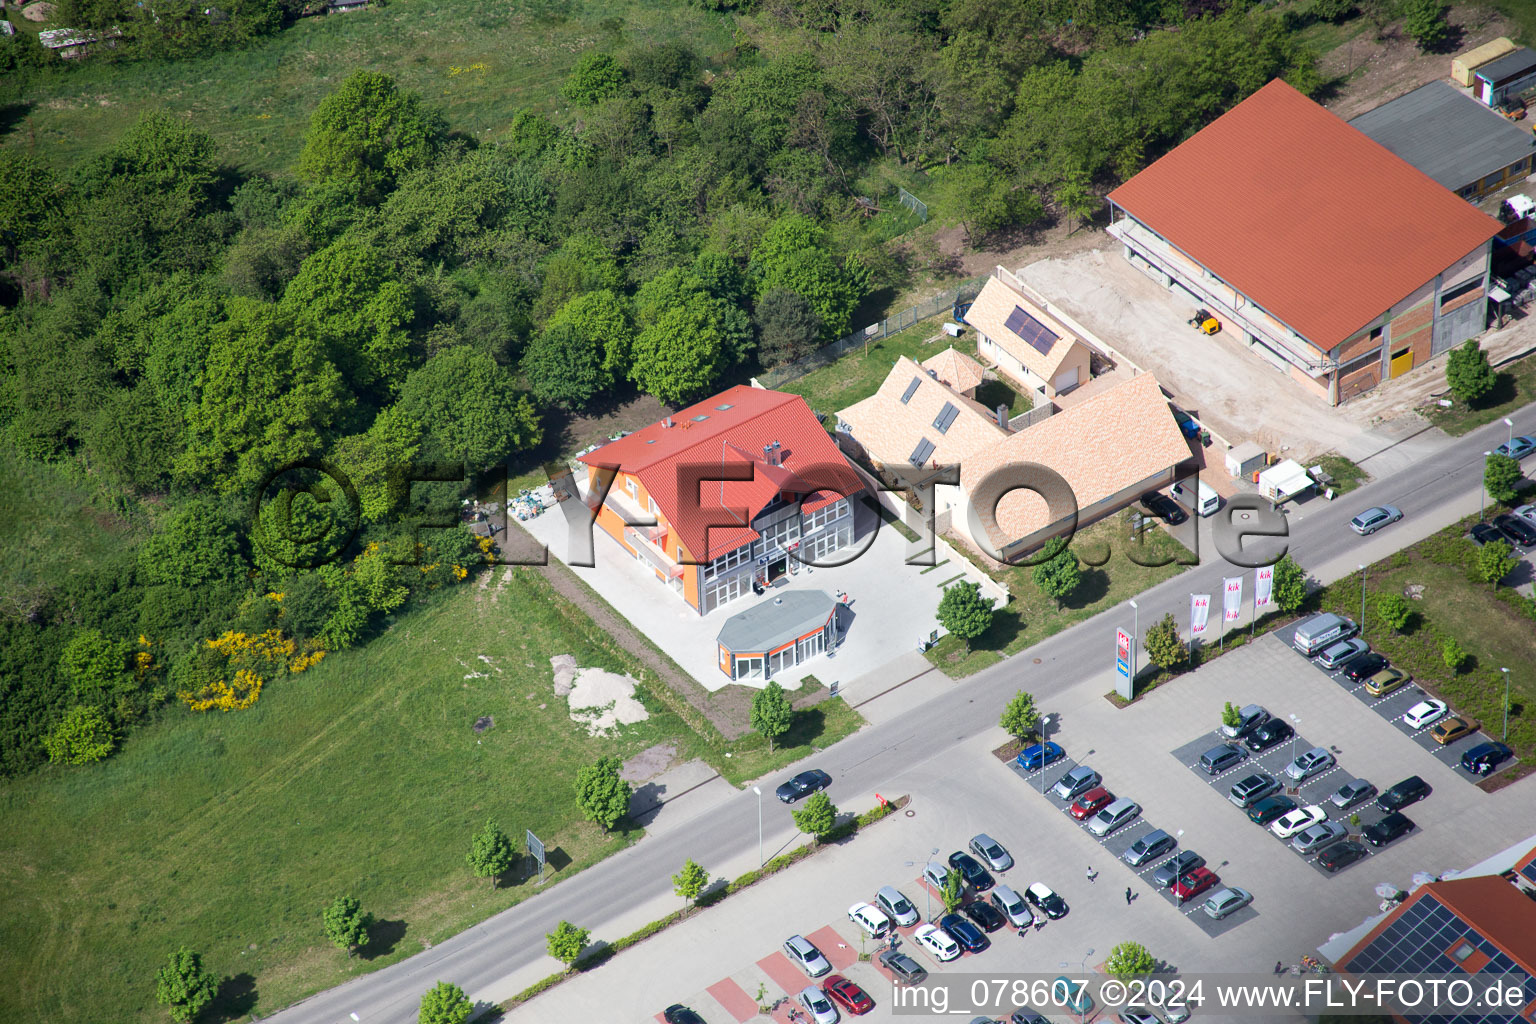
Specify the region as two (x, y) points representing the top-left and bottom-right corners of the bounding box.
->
(1017, 741), (1065, 771)
(938, 912), (988, 953)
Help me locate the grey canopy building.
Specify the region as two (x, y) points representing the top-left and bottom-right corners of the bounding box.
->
(715, 590), (838, 682)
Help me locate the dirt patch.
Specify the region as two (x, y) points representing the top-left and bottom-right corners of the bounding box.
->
(472, 716), (494, 733)
(21, 2), (54, 21)
(549, 653), (577, 697)
(619, 742), (678, 782)
(554, 656), (650, 736)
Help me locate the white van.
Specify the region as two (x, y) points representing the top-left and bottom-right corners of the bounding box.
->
(1172, 479), (1221, 517)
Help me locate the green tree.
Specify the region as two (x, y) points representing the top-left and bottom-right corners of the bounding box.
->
(395, 346), (543, 474)
(940, 868), (964, 913)
(999, 690), (1040, 741)
(1054, 170), (1098, 233)
(575, 756), (632, 831)
(1221, 701), (1242, 729)
(754, 288), (823, 367)
(534, 234), (624, 322)
(1475, 539), (1518, 589)
(1143, 612), (1186, 670)
(562, 50), (627, 106)
(546, 289), (633, 379)
(298, 70), (447, 203)
(322, 895), (372, 957)
(941, 162), (1042, 243)
(1401, 0), (1449, 51)
(331, 405), (425, 524)
(546, 921), (590, 966)
(1441, 637), (1468, 673)
(1308, 0), (1355, 22)
(42, 705), (117, 765)
(749, 215), (864, 341)
(418, 980), (473, 1024)
(1105, 940), (1156, 979)
(282, 241), (416, 396)
(672, 858), (709, 908)
(1271, 554), (1308, 613)
(154, 946), (217, 1024)
(58, 629), (135, 706)
(1032, 547), (1081, 611)
(749, 680), (794, 752)
(136, 497), (246, 589)
(466, 818), (517, 888)
(792, 790), (838, 839)
(629, 299), (729, 404)
(1375, 592), (1412, 634)
(1485, 453), (1523, 505)
(1446, 340), (1496, 405)
(523, 321), (608, 410)
(937, 580), (995, 654)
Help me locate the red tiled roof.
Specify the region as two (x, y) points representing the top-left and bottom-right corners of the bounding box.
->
(578, 386), (864, 561)
(1107, 79), (1502, 350)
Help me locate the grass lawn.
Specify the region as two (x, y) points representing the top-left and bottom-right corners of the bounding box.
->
(776, 317), (985, 420)
(1315, 452), (1368, 495)
(925, 514), (1194, 677)
(0, 566), (721, 1024)
(1420, 354), (1536, 437)
(1, 0), (735, 175)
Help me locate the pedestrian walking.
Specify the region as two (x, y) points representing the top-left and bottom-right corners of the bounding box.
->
(1125, 886), (1133, 905)
(1274, 961), (1284, 975)
(1086, 865), (1097, 883)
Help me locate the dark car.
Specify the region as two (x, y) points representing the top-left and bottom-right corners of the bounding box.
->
(1377, 776), (1430, 811)
(775, 769), (832, 803)
(1024, 882), (1068, 919)
(938, 912), (989, 953)
(1344, 653), (1389, 682)
(878, 949), (926, 984)
(1462, 741), (1514, 775)
(824, 975), (875, 1016)
(1152, 851), (1204, 889)
(1010, 1014), (1051, 1024)
(948, 851), (995, 892)
(1199, 742), (1248, 775)
(962, 900), (1007, 932)
(1016, 741), (1065, 771)
(1469, 523), (1505, 547)
(1362, 811), (1415, 847)
(664, 1005), (707, 1024)
(1317, 840), (1369, 873)
(1140, 491), (1188, 525)
(1494, 513), (1536, 548)
(1247, 795), (1297, 826)
(1245, 718), (1295, 752)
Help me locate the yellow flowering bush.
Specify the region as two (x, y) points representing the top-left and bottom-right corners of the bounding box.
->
(179, 629), (299, 712)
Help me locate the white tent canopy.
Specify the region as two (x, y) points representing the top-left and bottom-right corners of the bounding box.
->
(1258, 458), (1314, 501)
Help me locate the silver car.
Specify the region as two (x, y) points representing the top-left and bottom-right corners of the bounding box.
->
(783, 935), (830, 977)
(1291, 820), (1348, 855)
(1349, 505), (1403, 535)
(1317, 638), (1369, 670)
(1330, 778), (1377, 810)
(1285, 746), (1335, 781)
(875, 885), (920, 927)
(1123, 829), (1177, 867)
(1201, 886), (1253, 920)
(798, 985), (838, 1024)
(989, 885), (1032, 928)
(1087, 798), (1141, 837)
(969, 833), (1014, 872)
(1052, 765), (1100, 801)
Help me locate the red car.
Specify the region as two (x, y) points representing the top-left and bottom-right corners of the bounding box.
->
(824, 975), (874, 1015)
(1070, 786), (1114, 821)
(1172, 867), (1219, 903)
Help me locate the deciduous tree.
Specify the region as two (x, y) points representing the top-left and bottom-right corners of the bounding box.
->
(792, 790), (838, 839)
(322, 894), (372, 957)
(1441, 637), (1468, 673)
(940, 868), (964, 912)
(1401, 0), (1449, 51)
(298, 70), (446, 203)
(1375, 592), (1412, 634)
(154, 946), (217, 1024)
(1446, 340), (1496, 405)
(575, 756), (632, 831)
(523, 321), (608, 410)
(999, 690), (1040, 741)
(1475, 539), (1518, 589)
(629, 299), (729, 404)
(1271, 554), (1309, 613)
(1032, 547), (1081, 611)
(395, 346), (542, 474)
(937, 581), (994, 654)
(1485, 453), (1523, 505)
(42, 705), (116, 765)
(1105, 940), (1155, 979)
(546, 921), (591, 966)
(1143, 612), (1186, 670)
(750, 680), (794, 752)
(672, 859), (709, 907)
(562, 51), (627, 106)
(418, 980), (473, 1024)
(466, 818), (517, 888)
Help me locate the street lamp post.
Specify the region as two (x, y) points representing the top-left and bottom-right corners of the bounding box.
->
(1038, 713), (1055, 796)
(1359, 564), (1366, 639)
(1289, 713), (1302, 771)
(1504, 417), (1514, 449)
(1057, 950), (1096, 1023)
(1481, 452), (1492, 521)
(1129, 599), (1139, 685)
(1502, 667), (1511, 742)
(752, 786), (763, 869)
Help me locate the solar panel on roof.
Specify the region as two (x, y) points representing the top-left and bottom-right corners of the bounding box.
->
(901, 377), (922, 404)
(909, 438), (935, 466)
(1003, 305), (1059, 357)
(933, 402), (959, 434)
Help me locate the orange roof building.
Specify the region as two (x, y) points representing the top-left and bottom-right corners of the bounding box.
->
(1107, 78), (1503, 405)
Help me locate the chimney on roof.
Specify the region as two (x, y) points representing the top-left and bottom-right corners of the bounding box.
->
(996, 404), (1009, 430)
(926, 369), (938, 379)
(663, 416), (672, 428)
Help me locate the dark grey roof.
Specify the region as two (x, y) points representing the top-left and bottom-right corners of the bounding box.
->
(716, 590), (835, 653)
(1475, 47), (1536, 84)
(1350, 81), (1536, 192)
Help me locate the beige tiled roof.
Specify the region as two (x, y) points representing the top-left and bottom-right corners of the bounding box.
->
(920, 346), (986, 395)
(966, 275), (1085, 381)
(838, 356), (1006, 469)
(961, 372), (1191, 546)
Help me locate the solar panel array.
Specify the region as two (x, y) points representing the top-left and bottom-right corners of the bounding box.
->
(909, 438), (936, 467)
(932, 402), (960, 434)
(901, 377), (922, 404)
(1522, 858), (1536, 886)
(1003, 305), (1060, 357)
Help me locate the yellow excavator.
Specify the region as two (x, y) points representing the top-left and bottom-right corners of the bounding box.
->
(1189, 308), (1221, 335)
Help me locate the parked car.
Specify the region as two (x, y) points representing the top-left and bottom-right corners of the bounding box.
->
(1362, 811), (1415, 847)
(1291, 820), (1349, 855)
(1140, 491), (1188, 525)
(1364, 666), (1411, 697)
(1317, 638), (1369, 670)
(990, 885), (1032, 928)
(922, 861), (956, 894)
(938, 913), (988, 953)
(1230, 772), (1283, 808)
(784, 935), (832, 977)
(1153, 850), (1204, 888)
(969, 833), (1014, 872)
(1052, 765), (1101, 801)
(961, 900), (1007, 933)
(1494, 513), (1536, 548)
(1124, 829), (1177, 867)
(1329, 778), (1377, 811)
(1052, 977), (1094, 1016)
(664, 1005), (707, 1024)
(948, 851), (995, 892)
(1161, 1005), (1192, 1024)
(1285, 747), (1335, 782)
(824, 976), (873, 1016)
(847, 902), (892, 939)
(1402, 699), (1448, 730)
(1199, 742), (1248, 775)
(776, 769), (832, 803)
(1025, 882), (1068, 919)
(1070, 786), (1115, 821)
(1377, 776), (1431, 811)
(1317, 840), (1369, 873)
(1469, 522), (1505, 546)
(1245, 718), (1295, 752)
(1461, 741), (1514, 775)
(1349, 505), (1403, 535)
(913, 923), (960, 961)
(1016, 741), (1065, 771)
(1172, 867), (1219, 902)
(798, 985), (839, 1024)
(1294, 613), (1358, 656)
(1202, 886), (1254, 920)
(1010, 1014), (1051, 1024)
(1270, 805), (1326, 839)
(1247, 795), (1297, 826)
(1220, 703), (1270, 739)
(875, 886), (919, 928)
(1514, 503), (1536, 526)
(1344, 653), (1389, 682)
(1087, 798), (1142, 837)
(878, 949), (926, 984)
(1432, 716), (1479, 745)
(1119, 1014), (1161, 1024)
(1495, 435), (1536, 460)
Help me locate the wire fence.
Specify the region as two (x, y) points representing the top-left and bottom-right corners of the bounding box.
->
(755, 276), (987, 390)
(896, 187), (928, 222)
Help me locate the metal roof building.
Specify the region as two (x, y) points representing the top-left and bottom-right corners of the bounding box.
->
(1350, 81), (1536, 201)
(1473, 46), (1536, 108)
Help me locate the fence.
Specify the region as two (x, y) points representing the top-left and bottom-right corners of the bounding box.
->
(896, 187), (928, 223)
(755, 276), (987, 390)
(1008, 404), (1054, 431)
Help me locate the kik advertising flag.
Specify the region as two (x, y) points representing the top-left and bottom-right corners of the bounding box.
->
(1190, 594), (1211, 637)
(1223, 576), (1244, 622)
(1254, 564), (1274, 611)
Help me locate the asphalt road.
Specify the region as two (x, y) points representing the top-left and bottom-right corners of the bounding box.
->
(263, 407), (1533, 1024)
